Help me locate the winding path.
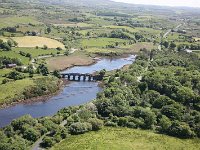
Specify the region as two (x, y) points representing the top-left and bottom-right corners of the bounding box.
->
(31, 120), (67, 150)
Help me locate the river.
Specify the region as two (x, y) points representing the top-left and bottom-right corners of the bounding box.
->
(0, 55), (136, 128)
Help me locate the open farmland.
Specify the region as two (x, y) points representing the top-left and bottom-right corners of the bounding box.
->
(13, 47), (64, 57)
(51, 127), (200, 150)
(11, 36), (65, 49)
(0, 16), (41, 28)
(0, 51), (30, 65)
(0, 78), (34, 105)
(106, 25), (162, 35)
(53, 23), (95, 28)
(86, 42), (156, 54)
(80, 38), (127, 48)
(121, 42), (156, 52)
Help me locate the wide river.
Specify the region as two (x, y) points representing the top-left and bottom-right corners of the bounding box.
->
(0, 55), (136, 128)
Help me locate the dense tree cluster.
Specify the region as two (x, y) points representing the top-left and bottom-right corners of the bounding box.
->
(95, 50), (200, 138)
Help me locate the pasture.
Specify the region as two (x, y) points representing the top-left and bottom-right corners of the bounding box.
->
(80, 38), (127, 48)
(0, 78), (34, 105)
(0, 51), (30, 65)
(53, 23), (94, 28)
(11, 36), (65, 49)
(86, 42), (156, 54)
(0, 16), (41, 29)
(51, 127), (200, 150)
(106, 25), (162, 35)
(13, 47), (64, 57)
(121, 42), (156, 52)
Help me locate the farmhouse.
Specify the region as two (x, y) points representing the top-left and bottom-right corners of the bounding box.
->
(6, 64), (17, 68)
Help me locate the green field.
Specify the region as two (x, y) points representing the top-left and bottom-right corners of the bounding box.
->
(0, 16), (41, 28)
(106, 25), (162, 35)
(51, 127), (200, 150)
(85, 42), (155, 54)
(0, 51), (30, 65)
(0, 78), (34, 105)
(80, 38), (127, 48)
(13, 47), (63, 57)
(79, 28), (112, 35)
(54, 23), (95, 28)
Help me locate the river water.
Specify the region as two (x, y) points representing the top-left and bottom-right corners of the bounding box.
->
(0, 55), (136, 128)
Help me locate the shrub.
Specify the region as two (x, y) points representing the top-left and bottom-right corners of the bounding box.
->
(104, 121), (118, 127)
(7, 71), (25, 80)
(167, 121), (195, 138)
(23, 128), (40, 142)
(2, 78), (10, 84)
(88, 118), (104, 131)
(69, 122), (92, 135)
(41, 137), (55, 148)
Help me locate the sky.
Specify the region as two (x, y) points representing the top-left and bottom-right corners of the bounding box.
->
(113, 0), (200, 8)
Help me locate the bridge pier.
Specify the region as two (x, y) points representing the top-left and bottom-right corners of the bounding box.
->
(67, 75), (70, 80)
(83, 75), (86, 81)
(88, 75), (91, 81)
(73, 75), (76, 81)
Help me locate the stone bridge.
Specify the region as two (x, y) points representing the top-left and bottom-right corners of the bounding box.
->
(60, 73), (104, 81)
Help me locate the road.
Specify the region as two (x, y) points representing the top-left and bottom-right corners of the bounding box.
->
(158, 23), (182, 50)
(31, 120), (67, 150)
(30, 48), (78, 69)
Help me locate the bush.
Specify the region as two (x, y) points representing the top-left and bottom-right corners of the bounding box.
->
(43, 45), (48, 50)
(23, 128), (40, 142)
(167, 121), (195, 138)
(69, 122), (92, 135)
(104, 121), (118, 127)
(7, 71), (25, 80)
(2, 78), (10, 84)
(41, 137), (55, 148)
(88, 118), (104, 131)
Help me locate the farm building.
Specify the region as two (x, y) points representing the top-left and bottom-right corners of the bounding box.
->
(6, 64), (17, 68)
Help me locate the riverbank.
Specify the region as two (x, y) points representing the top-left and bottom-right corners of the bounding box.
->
(0, 78), (70, 109)
(46, 51), (137, 71)
(0, 54), (135, 128)
(46, 53), (97, 71)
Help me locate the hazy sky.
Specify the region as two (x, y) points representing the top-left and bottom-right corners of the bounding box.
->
(113, 0), (200, 8)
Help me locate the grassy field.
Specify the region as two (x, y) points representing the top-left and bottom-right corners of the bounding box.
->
(0, 16), (41, 28)
(53, 23), (95, 28)
(86, 42), (155, 54)
(80, 38), (127, 48)
(51, 127), (200, 150)
(11, 36), (65, 49)
(105, 25), (162, 35)
(121, 42), (156, 52)
(46, 52), (95, 71)
(0, 51), (30, 65)
(165, 33), (180, 41)
(85, 47), (123, 54)
(13, 47), (63, 57)
(79, 28), (112, 36)
(0, 78), (34, 105)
